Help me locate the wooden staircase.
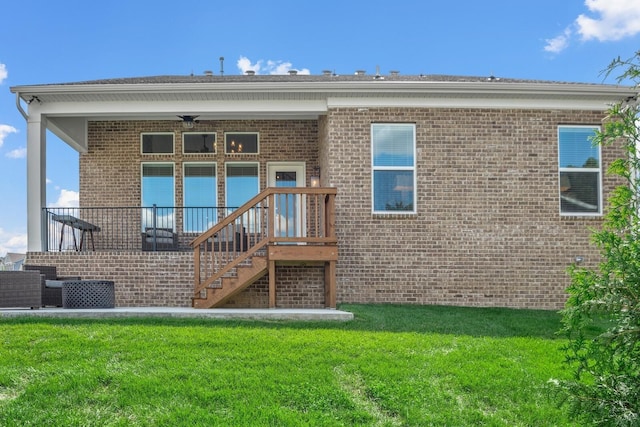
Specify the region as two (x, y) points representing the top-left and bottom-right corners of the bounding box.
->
(190, 187), (338, 309)
(192, 255), (267, 308)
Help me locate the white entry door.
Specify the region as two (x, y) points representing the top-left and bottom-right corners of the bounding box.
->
(267, 162), (306, 239)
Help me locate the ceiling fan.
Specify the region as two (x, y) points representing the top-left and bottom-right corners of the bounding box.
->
(178, 115), (199, 128)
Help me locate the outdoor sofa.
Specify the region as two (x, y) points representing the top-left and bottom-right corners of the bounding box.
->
(23, 265), (80, 307)
(0, 270), (43, 309)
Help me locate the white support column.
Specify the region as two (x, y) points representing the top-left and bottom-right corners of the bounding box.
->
(26, 111), (46, 252)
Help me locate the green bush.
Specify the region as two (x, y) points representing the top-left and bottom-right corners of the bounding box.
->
(556, 52), (640, 426)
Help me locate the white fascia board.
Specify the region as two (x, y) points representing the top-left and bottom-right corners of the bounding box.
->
(12, 80), (635, 98)
(36, 99), (328, 118)
(326, 96), (617, 111)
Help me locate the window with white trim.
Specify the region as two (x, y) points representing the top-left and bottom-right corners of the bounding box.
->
(183, 163), (217, 232)
(225, 163), (260, 231)
(371, 123), (416, 214)
(183, 132), (216, 154)
(225, 132), (259, 154)
(141, 163), (175, 230)
(141, 133), (174, 154)
(558, 125), (601, 215)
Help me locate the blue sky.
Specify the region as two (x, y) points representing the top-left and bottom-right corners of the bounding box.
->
(1, 0), (639, 256)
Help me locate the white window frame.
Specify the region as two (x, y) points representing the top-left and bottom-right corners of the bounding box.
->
(140, 162), (176, 231)
(141, 132), (175, 155)
(224, 132), (260, 155)
(182, 132), (216, 155)
(225, 162), (261, 233)
(558, 125), (602, 217)
(183, 162), (217, 233)
(224, 162), (261, 206)
(371, 123), (417, 215)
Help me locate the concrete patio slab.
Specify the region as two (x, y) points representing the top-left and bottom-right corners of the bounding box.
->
(0, 307), (354, 321)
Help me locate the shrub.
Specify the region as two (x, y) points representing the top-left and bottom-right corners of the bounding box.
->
(555, 52), (640, 426)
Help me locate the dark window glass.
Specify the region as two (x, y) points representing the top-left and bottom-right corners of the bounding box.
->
(142, 133), (174, 154)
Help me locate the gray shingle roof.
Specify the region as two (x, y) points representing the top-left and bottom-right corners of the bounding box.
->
(49, 73), (589, 86)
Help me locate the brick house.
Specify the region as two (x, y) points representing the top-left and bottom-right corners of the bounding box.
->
(10, 72), (635, 309)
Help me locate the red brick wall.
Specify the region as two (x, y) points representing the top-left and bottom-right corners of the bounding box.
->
(82, 119), (319, 207)
(50, 108), (621, 310)
(61, 119), (324, 308)
(26, 252), (326, 308)
(325, 107), (620, 309)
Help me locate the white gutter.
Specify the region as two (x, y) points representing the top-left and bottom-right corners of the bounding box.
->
(10, 80), (636, 99)
(15, 92), (28, 120)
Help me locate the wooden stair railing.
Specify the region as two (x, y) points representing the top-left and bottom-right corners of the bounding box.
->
(191, 187), (337, 308)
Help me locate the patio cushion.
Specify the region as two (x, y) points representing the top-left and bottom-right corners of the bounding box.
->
(45, 280), (64, 288)
(147, 229), (174, 238)
(149, 237), (174, 244)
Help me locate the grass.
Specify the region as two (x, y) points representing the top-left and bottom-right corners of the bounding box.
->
(0, 304), (578, 426)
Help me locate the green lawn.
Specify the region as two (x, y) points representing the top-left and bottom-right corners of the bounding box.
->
(0, 304), (577, 426)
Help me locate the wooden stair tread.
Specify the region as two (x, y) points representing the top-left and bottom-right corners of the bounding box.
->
(193, 256), (267, 308)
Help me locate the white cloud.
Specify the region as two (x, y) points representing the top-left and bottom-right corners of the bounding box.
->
(237, 56), (261, 74)
(0, 228), (27, 257)
(0, 63), (7, 84)
(544, 28), (572, 53)
(544, 0), (640, 53)
(0, 124), (18, 148)
(50, 189), (79, 208)
(577, 0), (640, 41)
(237, 56), (311, 75)
(5, 147), (26, 159)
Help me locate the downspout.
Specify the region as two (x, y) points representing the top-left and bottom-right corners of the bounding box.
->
(15, 92), (28, 120)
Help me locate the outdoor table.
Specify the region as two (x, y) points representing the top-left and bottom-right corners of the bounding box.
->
(52, 214), (100, 251)
(61, 280), (115, 309)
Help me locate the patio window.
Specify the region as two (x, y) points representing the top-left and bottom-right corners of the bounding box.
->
(183, 132), (216, 154)
(558, 125), (601, 215)
(225, 132), (259, 154)
(184, 163), (217, 233)
(141, 163), (175, 230)
(226, 163), (259, 230)
(371, 123), (416, 214)
(141, 133), (174, 154)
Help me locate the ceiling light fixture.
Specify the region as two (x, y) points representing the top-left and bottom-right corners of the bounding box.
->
(178, 115), (199, 128)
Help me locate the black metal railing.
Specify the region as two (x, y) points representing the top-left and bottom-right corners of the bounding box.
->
(42, 206), (246, 252)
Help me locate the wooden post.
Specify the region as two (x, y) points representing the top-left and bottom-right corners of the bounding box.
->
(325, 260), (336, 309)
(268, 193), (275, 240)
(193, 247), (201, 299)
(325, 193), (336, 239)
(269, 260), (276, 308)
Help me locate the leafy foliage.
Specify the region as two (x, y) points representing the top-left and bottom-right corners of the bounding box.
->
(555, 52), (640, 426)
